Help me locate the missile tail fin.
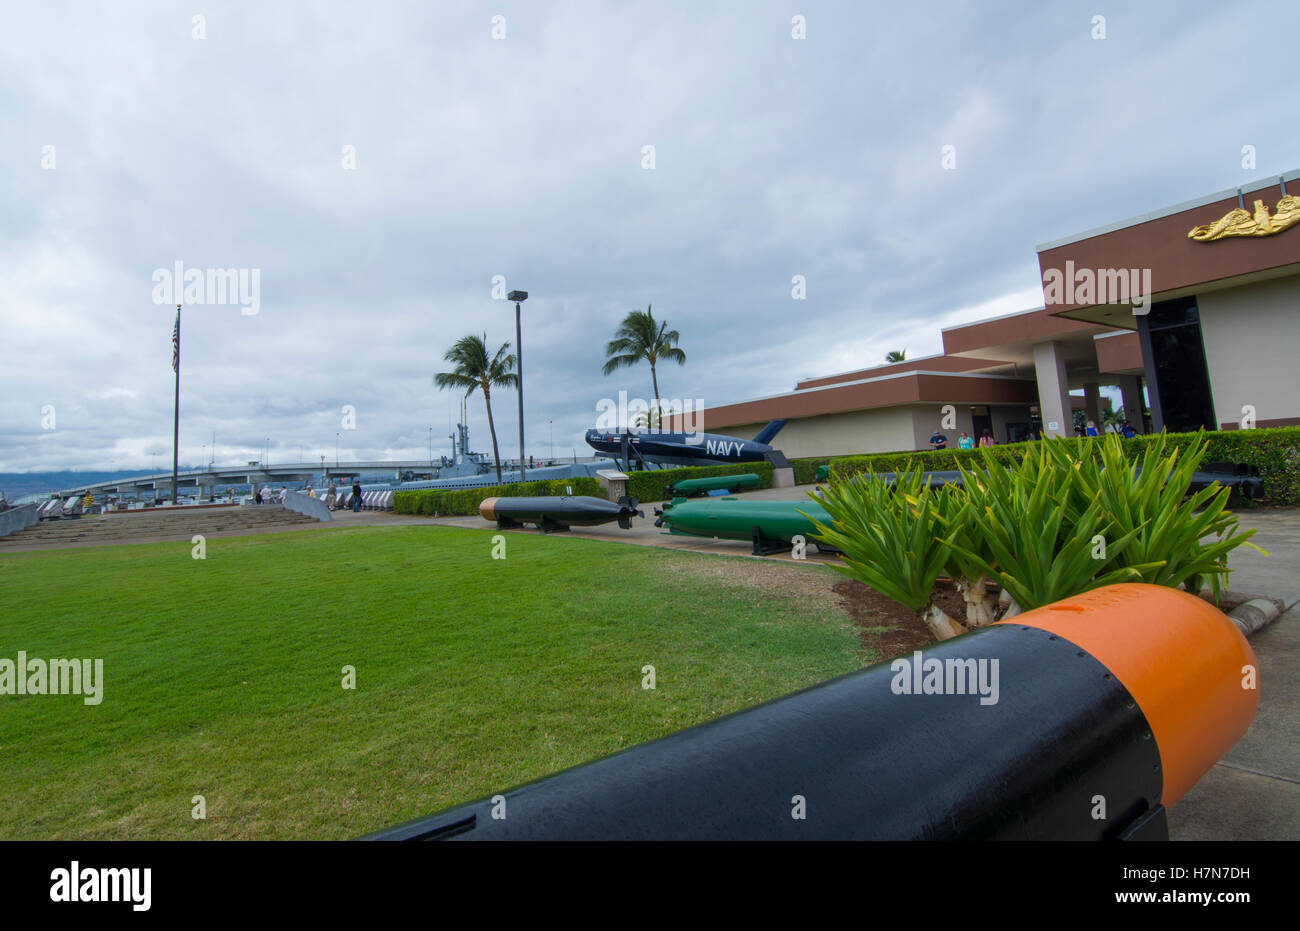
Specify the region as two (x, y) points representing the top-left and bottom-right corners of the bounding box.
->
(751, 419), (787, 445)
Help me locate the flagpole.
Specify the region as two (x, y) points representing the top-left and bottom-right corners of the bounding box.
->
(172, 303), (181, 505)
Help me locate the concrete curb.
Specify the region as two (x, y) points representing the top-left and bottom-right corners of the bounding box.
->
(1226, 597), (1287, 637)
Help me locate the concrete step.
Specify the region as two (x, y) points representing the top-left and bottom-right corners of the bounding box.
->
(0, 506), (321, 550)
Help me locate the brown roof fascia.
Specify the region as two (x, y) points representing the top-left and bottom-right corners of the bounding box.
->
(1094, 332), (1143, 373)
(796, 354), (995, 389)
(1037, 188), (1300, 314)
(674, 372), (1037, 431)
(942, 307), (1104, 355)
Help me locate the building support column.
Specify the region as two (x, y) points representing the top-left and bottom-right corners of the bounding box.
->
(1033, 341), (1072, 439)
(1117, 375), (1144, 432)
(1083, 383), (1101, 427)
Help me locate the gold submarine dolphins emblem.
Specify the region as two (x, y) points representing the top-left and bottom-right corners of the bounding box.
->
(1188, 194), (1300, 241)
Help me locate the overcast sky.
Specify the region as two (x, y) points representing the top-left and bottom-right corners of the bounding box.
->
(4, 0), (1298, 472)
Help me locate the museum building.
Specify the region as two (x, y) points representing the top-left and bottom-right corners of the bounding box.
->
(680, 171), (1300, 459)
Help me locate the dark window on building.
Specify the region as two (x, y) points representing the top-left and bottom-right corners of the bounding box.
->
(1136, 296), (1216, 433)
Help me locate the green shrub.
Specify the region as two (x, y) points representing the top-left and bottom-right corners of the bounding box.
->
(942, 437), (1163, 616)
(814, 433), (1261, 639)
(790, 457), (832, 485)
(830, 444), (1022, 480)
(393, 477), (603, 517)
(1039, 432), (1259, 602)
(625, 462), (774, 503)
(809, 468), (968, 640)
(829, 426), (1300, 506)
(393, 465), (774, 514)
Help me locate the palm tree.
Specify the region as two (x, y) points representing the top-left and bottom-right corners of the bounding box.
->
(434, 334), (517, 482)
(885, 349), (907, 363)
(601, 305), (686, 420)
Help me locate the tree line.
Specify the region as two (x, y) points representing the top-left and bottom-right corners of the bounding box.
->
(434, 304), (686, 481)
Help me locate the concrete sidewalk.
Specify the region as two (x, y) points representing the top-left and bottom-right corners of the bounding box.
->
(1165, 509), (1299, 840)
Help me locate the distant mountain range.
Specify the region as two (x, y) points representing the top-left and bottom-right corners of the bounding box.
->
(0, 469), (199, 500)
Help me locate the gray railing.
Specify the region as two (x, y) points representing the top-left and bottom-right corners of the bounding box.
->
(282, 491), (332, 522)
(0, 503), (40, 538)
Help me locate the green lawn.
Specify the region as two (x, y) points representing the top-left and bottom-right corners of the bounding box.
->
(0, 525), (862, 838)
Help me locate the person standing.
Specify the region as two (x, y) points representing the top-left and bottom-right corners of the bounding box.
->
(979, 429), (996, 448)
(351, 479), (362, 512)
(957, 431), (974, 450)
(929, 429), (948, 450)
(1085, 420), (1100, 437)
(326, 482), (337, 509)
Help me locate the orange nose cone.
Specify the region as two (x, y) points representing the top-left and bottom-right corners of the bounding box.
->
(999, 583), (1258, 807)
(479, 498), (499, 521)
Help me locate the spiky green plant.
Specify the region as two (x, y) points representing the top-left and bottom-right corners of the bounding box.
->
(807, 469), (967, 640)
(947, 439), (1161, 612)
(933, 491), (1000, 626)
(1064, 431), (1262, 603)
(811, 433), (1264, 644)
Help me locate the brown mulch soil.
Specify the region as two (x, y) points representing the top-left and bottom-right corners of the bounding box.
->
(833, 580), (1255, 662)
(666, 554), (1261, 666)
(832, 578), (965, 660)
(668, 557), (953, 662)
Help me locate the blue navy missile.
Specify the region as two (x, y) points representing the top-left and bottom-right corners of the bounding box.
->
(585, 419), (786, 467)
(479, 495), (643, 532)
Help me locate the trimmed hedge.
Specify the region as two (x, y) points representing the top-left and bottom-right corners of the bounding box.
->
(394, 477), (603, 517)
(828, 426), (1300, 507)
(830, 444), (1021, 479)
(626, 462), (774, 503)
(790, 457), (832, 485)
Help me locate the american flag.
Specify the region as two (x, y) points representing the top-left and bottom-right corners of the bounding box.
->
(171, 306), (180, 373)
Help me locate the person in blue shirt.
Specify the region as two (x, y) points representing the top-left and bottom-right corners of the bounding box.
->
(1085, 421), (1100, 437)
(958, 432), (974, 450)
(1121, 421), (1136, 438)
(929, 430), (948, 450)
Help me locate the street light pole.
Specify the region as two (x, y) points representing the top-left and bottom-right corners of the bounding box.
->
(508, 290), (528, 481)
